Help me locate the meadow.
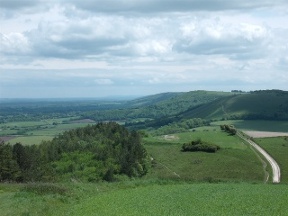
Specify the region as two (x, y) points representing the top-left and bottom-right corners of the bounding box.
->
(144, 126), (265, 182)
(1, 181), (287, 216)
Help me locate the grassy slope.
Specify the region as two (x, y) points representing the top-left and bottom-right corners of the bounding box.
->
(144, 126), (264, 182)
(255, 137), (288, 183)
(1, 182), (287, 216)
(126, 92), (182, 107)
(180, 91), (288, 121)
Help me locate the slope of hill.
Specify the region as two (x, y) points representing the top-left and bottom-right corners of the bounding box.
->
(85, 90), (232, 121)
(179, 90), (288, 121)
(125, 92), (182, 107)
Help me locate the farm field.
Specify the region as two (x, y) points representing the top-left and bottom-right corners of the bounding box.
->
(144, 126), (265, 182)
(0, 182), (287, 216)
(0, 118), (97, 145)
(211, 120), (288, 132)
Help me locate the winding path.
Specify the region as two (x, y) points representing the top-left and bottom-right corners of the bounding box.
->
(237, 132), (281, 183)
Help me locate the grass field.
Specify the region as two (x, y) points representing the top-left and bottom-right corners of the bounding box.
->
(1, 181), (287, 216)
(255, 137), (288, 183)
(1, 118), (96, 145)
(144, 126), (265, 182)
(6, 136), (54, 145)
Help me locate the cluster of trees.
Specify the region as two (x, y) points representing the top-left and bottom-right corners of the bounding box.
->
(0, 122), (149, 183)
(182, 139), (220, 153)
(220, 125), (237, 135)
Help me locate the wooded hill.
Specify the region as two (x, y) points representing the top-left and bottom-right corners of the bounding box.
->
(0, 123), (148, 182)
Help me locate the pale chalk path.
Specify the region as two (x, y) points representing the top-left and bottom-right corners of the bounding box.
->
(238, 132), (281, 183)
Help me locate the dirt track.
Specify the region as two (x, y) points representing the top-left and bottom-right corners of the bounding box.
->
(238, 132), (281, 183)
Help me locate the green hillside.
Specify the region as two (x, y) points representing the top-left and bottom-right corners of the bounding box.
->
(179, 90), (288, 121)
(85, 90), (232, 122)
(125, 92), (182, 107)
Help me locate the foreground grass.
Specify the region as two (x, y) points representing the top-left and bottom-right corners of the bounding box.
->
(1, 181), (287, 216)
(255, 137), (288, 183)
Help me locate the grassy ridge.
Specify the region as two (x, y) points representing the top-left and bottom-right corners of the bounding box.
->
(1, 182), (287, 216)
(180, 90), (288, 121)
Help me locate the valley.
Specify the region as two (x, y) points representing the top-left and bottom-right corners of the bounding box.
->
(1, 89), (288, 215)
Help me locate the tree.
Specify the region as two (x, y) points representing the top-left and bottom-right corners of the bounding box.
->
(0, 141), (21, 182)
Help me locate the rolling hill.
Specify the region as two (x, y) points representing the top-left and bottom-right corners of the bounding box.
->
(179, 90), (288, 121)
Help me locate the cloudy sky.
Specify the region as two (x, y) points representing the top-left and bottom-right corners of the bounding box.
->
(0, 0), (288, 98)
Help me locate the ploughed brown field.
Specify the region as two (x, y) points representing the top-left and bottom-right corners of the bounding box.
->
(243, 131), (288, 138)
(0, 136), (16, 142)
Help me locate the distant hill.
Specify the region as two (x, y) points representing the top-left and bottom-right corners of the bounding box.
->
(125, 92), (182, 107)
(81, 90), (288, 127)
(179, 90), (288, 121)
(128, 90), (232, 115)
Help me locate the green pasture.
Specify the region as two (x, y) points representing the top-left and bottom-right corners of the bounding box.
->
(28, 123), (95, 136)
(255, 137), (288, 183)
(211, 120), (288, 132)
(7, 136), (53, 145)
(1, 182), (287, 216)
(1, 118), (96, 145)
(144, 126), (264, 182)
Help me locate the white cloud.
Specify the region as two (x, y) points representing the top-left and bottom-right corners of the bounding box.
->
(0, 32), (31, 54)
(0, 0), (288, 97)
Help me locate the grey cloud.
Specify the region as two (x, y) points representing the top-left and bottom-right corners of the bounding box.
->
(0, 0), (47, 10)
(65, 0), (287, 13)
(175, 37), (266, 59)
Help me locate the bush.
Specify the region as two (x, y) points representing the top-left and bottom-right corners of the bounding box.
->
(182, 139), (220, 153)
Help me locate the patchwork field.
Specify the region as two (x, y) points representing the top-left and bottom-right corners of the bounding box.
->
(0, 118), (96, 145)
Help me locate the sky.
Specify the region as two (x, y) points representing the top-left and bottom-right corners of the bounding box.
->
(0, 0), (288, 98)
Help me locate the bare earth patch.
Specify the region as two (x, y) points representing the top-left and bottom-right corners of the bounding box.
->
(244, 131), (288, 138)
(162, 135), (179, 141)
(0, 136), (16, 142)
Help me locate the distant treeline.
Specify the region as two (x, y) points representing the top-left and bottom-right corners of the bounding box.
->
(0, 122), (148, 183)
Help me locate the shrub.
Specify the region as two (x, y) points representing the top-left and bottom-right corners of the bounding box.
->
(182, 139), (220, 153)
